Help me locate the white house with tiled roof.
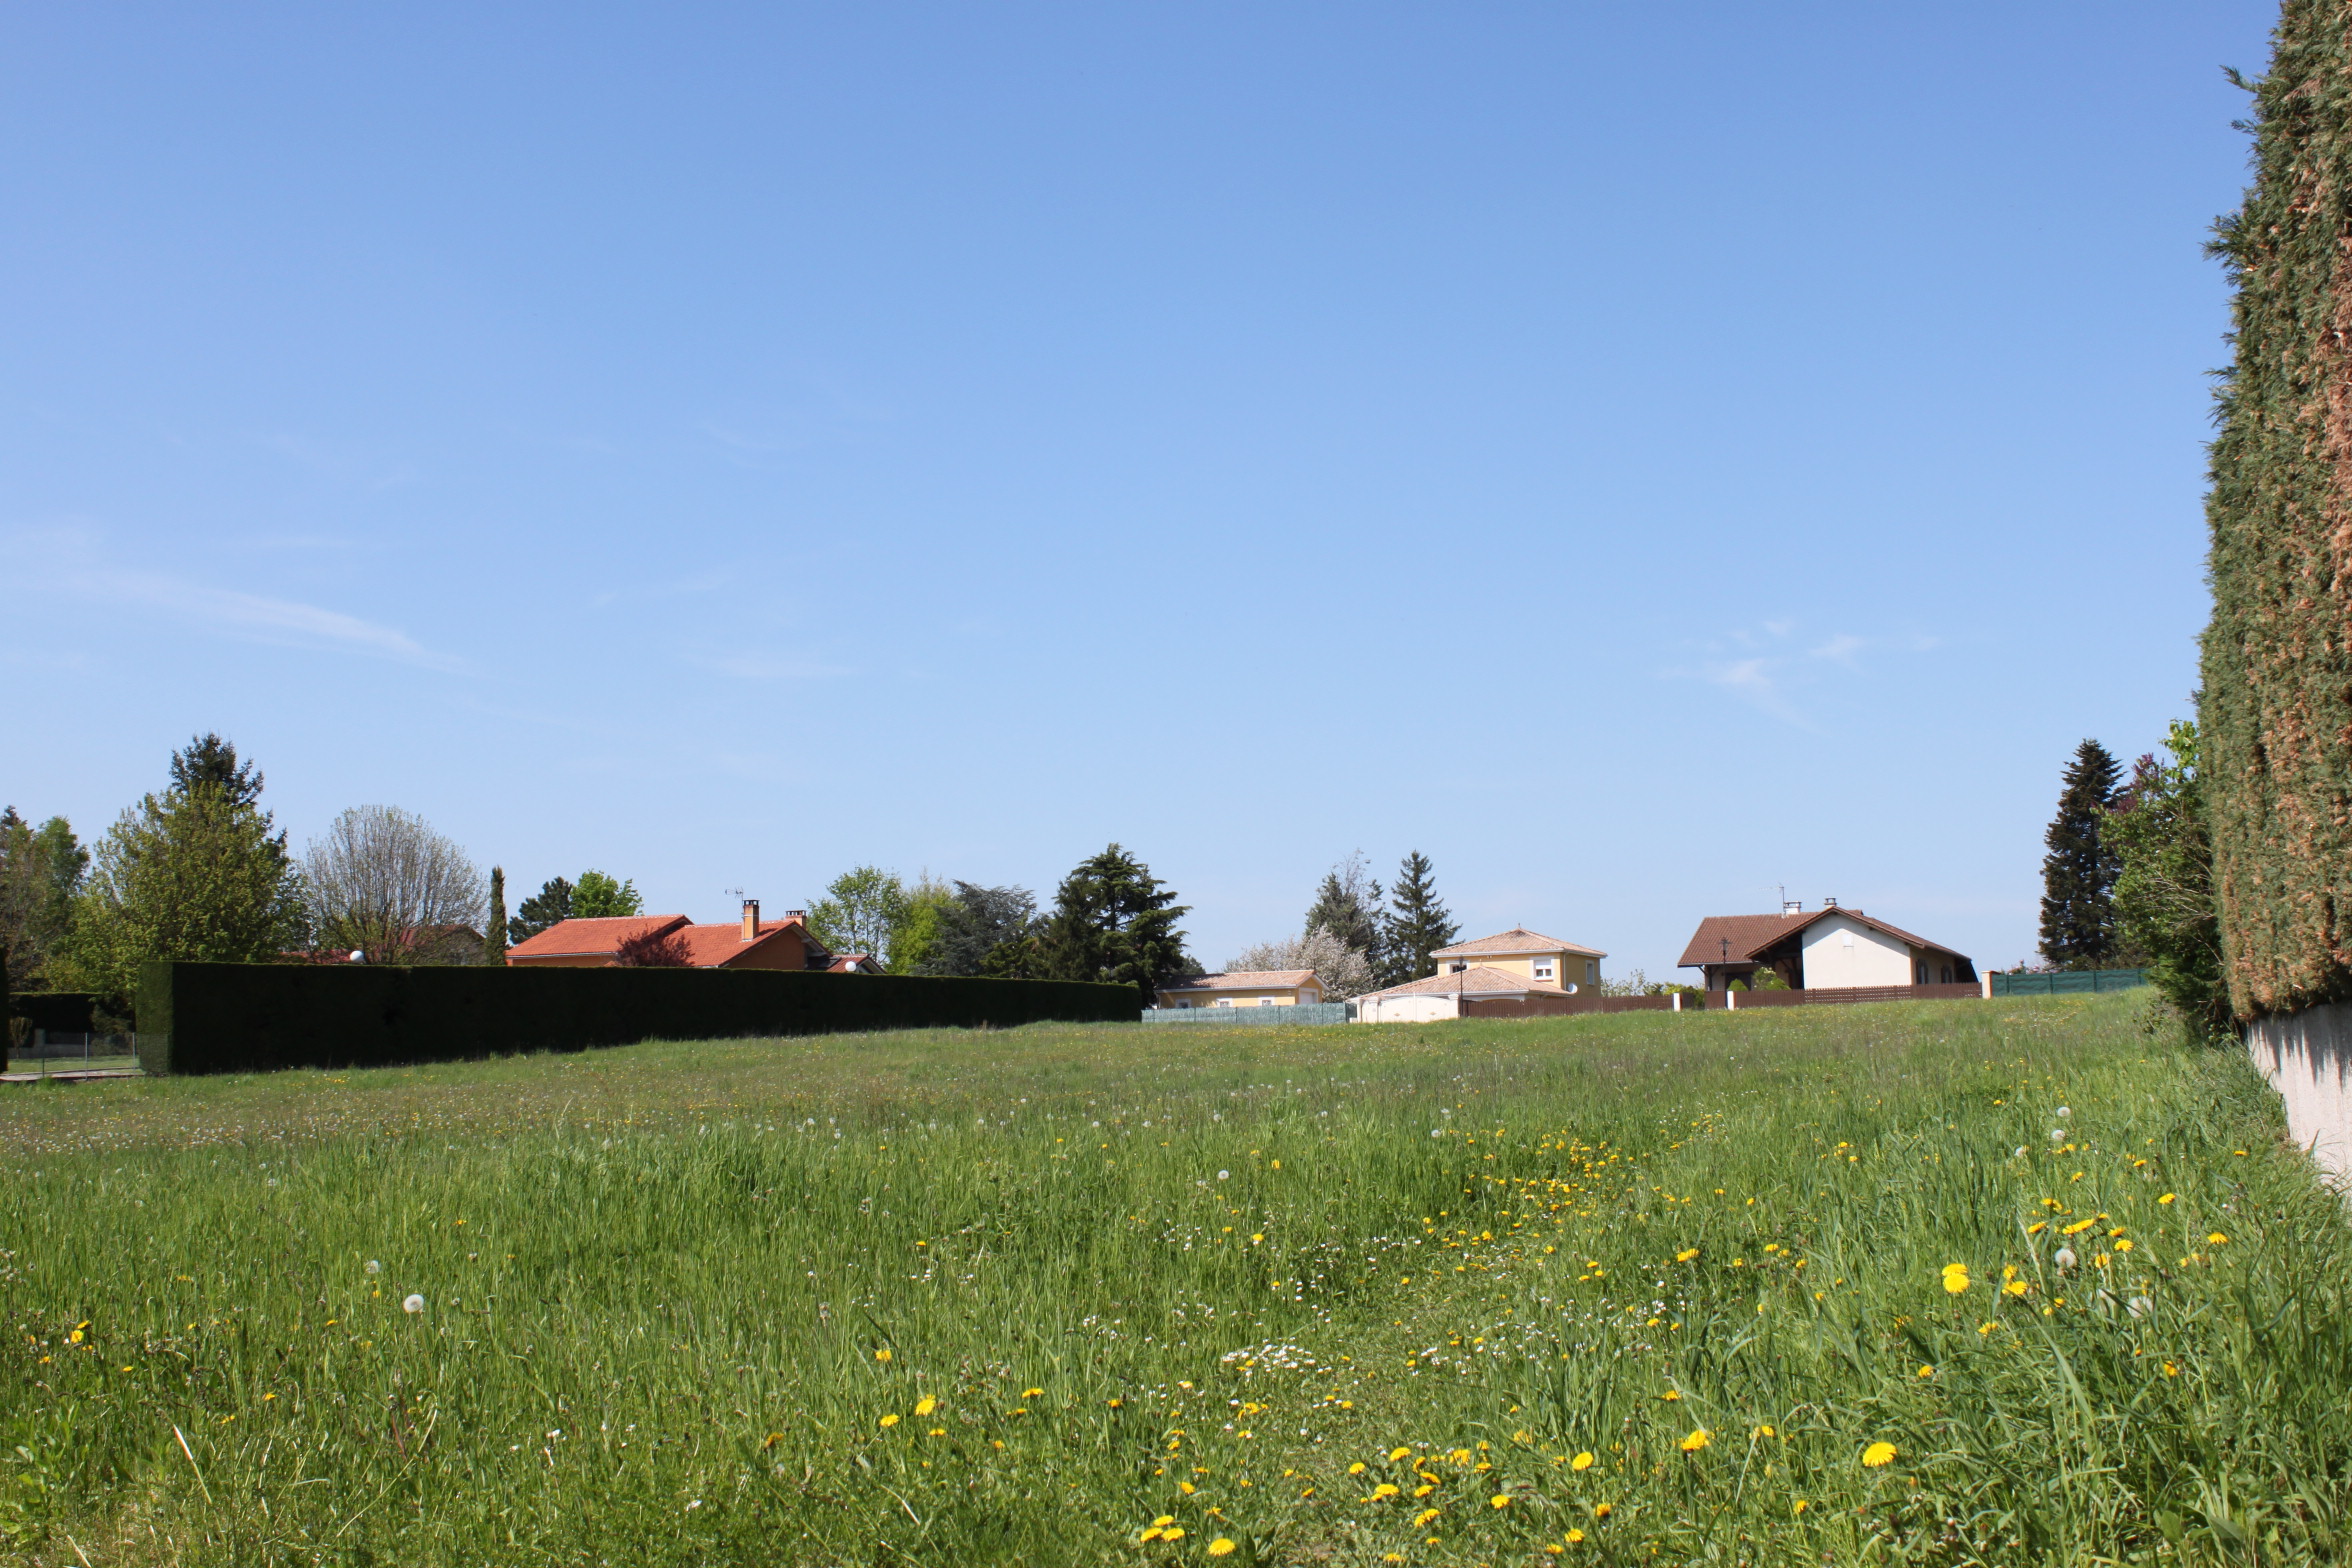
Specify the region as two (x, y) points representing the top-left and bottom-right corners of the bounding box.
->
(1154, 969), (1325, 1009)
(1429, 927), (1606, 991)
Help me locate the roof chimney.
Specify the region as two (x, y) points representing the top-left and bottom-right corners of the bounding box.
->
(1823, 896), (1839, 908)
(741, 898), (759, 940)
(784, 908), (806, 923)
(1782, 899), (1803, 915)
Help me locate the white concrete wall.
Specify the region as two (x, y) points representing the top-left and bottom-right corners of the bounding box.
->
(1798, 915), (1913, 989)
(2247, 1003), (2352, 1183)
(1357, 993), (1460, 1024)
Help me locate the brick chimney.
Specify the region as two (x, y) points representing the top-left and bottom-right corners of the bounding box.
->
(741, 898), (759, 940)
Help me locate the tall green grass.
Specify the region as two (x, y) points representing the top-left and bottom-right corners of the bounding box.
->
(2, 996), (2346, 1564)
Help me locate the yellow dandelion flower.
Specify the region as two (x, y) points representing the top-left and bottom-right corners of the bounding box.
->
(1022, 1387), (1043, 1398)
(1917, 1365), (1934, 1378)
(1414, 1508), (1440, 1527)
(1571, 1451), (1595, 1471)
(1676, 1248), (1699, 1262)
(2115, 1238), (2134, 1252)
(1348, 1461), (1368, 1474)
(1491, 1493), (1513, 1508)
(1660, 1389), (1682, 1401)
(1207, 1540), (1236, 1558)
(1941, 1266), (1970, 1294)
(1370, 1483), (1399, 1500)
(1593, 1502), (1612, 1518)
(1139, 1528), (1163, 1543)
(1680, 1429), (1711, 1453)
(1389, 1446), (1412, 1462)
(1793, 1498), (1808, 1515)
(913, 1395), (937, 1417)
(2026, 1220), (2047, 1234)
(1161, 1525), (1186, 1541)
(874, 1348), (891, 1362)
(1861, 1441), (1897, 1468)
(1566, 1527), (1586, 1542)
(2208, 1233), (2228, 1245)
(878, 1414), (899, 1428)
(2158, 1193), (2176, 1205)
(2004, 1279), (2030, 1297)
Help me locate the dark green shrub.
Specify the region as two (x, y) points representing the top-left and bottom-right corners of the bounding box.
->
(136, 962), (1134, 1076)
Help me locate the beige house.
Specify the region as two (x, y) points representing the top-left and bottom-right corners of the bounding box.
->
(1354, 927), (1609, 1023)
(1429, 928), (1606, 990)
(1154, 969), (1325, 1009)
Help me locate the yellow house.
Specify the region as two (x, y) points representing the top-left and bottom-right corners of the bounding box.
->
(1429, 928), (1606, 990)
(1154, 969), (1325, 1009)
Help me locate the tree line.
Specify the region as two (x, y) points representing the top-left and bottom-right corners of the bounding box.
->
(1, 733), (1479, 1019)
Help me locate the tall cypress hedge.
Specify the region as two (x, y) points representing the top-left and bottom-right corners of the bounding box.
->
(136, 962), (1136, 1075)
(2202, 1), (2352, 1019)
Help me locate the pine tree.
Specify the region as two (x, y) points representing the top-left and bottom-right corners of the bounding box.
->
(2200, 2), (2352, 1017)
(1035, 844), (1194, 1006)
(168, 733), (263, 810)
(484, 867), (509, 965)
(509, 877), (573, 945)
(1379, 851), (1458, 986)
(2039, 740), (2123, 969)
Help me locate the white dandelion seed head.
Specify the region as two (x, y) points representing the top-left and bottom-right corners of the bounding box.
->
(402, 1294), (426, 1314)
(2013, 1147), (2029, 1159)
(2053, 1248), (2077, 1273)
(2049, 1129), (2066, 1142)
(2056, 1106), (2070, 1118)
(1218, 1171), (1230, 1181)
(365, 1260), (382, 1275)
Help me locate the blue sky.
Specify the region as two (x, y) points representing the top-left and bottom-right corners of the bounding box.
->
(2, 3), (2273, 979)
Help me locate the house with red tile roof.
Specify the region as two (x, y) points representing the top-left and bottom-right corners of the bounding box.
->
(1678, 901), (1973, 992)
(506, 901), (882, 973)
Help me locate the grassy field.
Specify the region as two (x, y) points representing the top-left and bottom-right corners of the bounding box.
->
(3, 994), (2348, 1566)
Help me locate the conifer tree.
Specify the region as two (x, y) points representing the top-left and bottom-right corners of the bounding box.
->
(509, 877), (573, 945)
(1379, 850), (1458, 986)
(2039, 740), (2123, 969)
(2201, 1), (2352, 1017)
(484, 867), (509, 965)
(1303, 851), (1384, 968)
(1035, 844), (1194, 1005)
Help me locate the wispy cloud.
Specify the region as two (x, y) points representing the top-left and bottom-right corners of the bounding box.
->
(13, 525), (458, 669)
(1667, 621), (1915, 727)
(689, 651), (853, 682)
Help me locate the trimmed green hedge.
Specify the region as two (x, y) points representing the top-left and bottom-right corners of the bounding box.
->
(8, 992), (97, 1035)
(2201, 3), (2352, 1018)
(135, 961), (1136, 1076)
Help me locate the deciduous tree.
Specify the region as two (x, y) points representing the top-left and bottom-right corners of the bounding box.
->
(1303, 851), (1384, 975)
(908, 882), (1039, 977)
(571, 870), (643, 919)
(1227, 926), (1374, 1000)
(0, 809), (87, 990)
(614, 925), (692, 967)
(2109, 719), (2228, 1037)
(806, 866), (907, 963)
(66, 737), (307, 1005)
(301, 806), (486, 963)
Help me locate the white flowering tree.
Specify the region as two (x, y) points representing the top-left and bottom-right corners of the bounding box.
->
(1225, 924), (1375, 1000)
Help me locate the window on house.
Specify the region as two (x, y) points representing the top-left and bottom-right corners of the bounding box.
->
(1449, 961), (1468, 973)
(1940, 964), (1952, 984)
(1533, 960), (1556, 981)
(1916, 962), (1928, 985)
(1215, 999), (1232, 1008)
(1258, 997), (1275, 1006)
(1584, 960), (1598, 984)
